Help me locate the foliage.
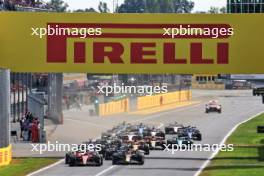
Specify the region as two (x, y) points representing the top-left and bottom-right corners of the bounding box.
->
(47, 0), (68, 12)
(118, 0), (194, 13)
(98, 1), (109, 13)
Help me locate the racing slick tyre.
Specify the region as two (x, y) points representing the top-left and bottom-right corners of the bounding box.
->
(112, 159), (117, 165)
(138, 158), (144, 165)
(96, 158), (103, 166)
(145, 150), (150, 155)
(69, 158), (77, 167)
(165, 128), (171, 135)
(65, 154), (69, 164)
(195, 134), (202, 141)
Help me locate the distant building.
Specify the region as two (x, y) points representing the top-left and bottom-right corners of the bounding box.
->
(227, 0), (264, 13)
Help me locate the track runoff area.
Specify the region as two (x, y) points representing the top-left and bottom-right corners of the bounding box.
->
(27, 90), (264, 176)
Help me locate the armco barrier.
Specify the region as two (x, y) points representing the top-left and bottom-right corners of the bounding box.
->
(137, 90), (192, 110)
(0, 145), (12, 167)
(99, 98), (129, 116)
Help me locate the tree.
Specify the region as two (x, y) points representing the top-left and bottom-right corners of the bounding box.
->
(208, 6), (226, 14)
(1, 0), (16, 11)
(118, 0), (146, 13)
(98, 1), (109, 13)
(220, 7), (227, 13)
(47, 0), (68, 12)
(118, 0), (194, 13)
(74, 8), (97, 13)
(173, 0), (194, 13)
(208, 6), (220, 14)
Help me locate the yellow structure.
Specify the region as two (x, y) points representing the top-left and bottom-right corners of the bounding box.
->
(137, 90), (192, 110)
(1, 13), (264, 74)
(192, 74), (225, 90)
(99, 98), (129, 116)
(0, 145), (12, 167)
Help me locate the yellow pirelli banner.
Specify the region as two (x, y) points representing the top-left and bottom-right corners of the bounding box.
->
(0, 12), (264, 73)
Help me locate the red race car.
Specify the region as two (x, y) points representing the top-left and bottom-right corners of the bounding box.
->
(67, 151), (103, 167)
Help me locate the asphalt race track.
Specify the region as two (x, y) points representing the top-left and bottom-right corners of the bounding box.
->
(32, 90), (264, 176)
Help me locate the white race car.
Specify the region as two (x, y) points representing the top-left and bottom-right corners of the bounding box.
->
(205, 100), (222, 113)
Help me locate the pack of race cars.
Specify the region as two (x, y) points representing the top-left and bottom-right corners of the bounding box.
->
(65, 122), (202, 167)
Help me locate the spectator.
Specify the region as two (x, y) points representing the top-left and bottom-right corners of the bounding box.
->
(19, 115), (26, 138)
(31, 118), (39, 143)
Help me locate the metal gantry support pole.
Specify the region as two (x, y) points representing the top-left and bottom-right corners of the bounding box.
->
(0, 69), (11, 148)
(12, 73), (16, 123)
(17, 73), (20, 121)
(47, 73), (63, 124)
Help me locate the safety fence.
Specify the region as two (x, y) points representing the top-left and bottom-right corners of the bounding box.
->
(137, 90), (192, 110)
(99, 98), (129, 116)
(0, 145), (12, 167)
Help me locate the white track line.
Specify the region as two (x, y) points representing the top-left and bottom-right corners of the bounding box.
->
(94, 165), (117, 176)
(157, 123), (164, 129)
(26, 159), (64, 176)
(194, 110), (264, 176)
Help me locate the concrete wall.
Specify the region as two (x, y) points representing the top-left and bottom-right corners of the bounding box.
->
(99, 98), (129, 116)
(137, 90), (192, 110)
(192, 83), (225, 90)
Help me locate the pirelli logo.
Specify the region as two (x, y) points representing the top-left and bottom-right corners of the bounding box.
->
(46, 23), (231, 65)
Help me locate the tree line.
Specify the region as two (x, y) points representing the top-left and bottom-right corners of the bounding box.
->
(0, 0), (226, 13)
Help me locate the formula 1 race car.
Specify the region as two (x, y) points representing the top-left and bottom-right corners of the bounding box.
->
(166, 136), (193, 149)
(112, 146), (144, 165)
(205, 100), (222, 113)
(164, 122), (184, 135)
(131, 141), (150, 155)
(119, 134), (150, 155)
(67, 151), (103, 167)
(253, 87), (264, 96)
(178, 126), (202, 141)
(104, 145), (119, 160)
(143, 128), (165, 139)
(144, 136), (166, 150)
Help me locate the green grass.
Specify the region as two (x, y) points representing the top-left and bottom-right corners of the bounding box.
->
(0, 158), (59, 176)
(201, 113), (264, 176)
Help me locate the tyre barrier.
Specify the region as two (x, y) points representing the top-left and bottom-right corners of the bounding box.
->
(0, 145), (12, 167)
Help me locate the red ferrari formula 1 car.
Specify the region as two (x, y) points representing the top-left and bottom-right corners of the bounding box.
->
(67, 151), (103, 167)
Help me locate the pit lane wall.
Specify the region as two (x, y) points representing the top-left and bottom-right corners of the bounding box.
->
(137, 90), (192, 110)
(99, 98), (129, 116)
(0, 145), (12, 167)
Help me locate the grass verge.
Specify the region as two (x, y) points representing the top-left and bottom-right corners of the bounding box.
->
(0, 158), (59, 176)
(201, 113), (264, 176)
